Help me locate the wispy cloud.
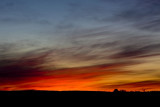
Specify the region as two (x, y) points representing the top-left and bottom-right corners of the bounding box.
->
(0, 0), (160, 91)
(105, 80), (160, 91)
(0, 62), (127, 91)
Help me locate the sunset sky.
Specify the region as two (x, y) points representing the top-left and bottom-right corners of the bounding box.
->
(0, 0), (160, 91)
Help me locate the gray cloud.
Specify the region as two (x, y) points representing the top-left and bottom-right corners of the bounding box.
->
(0, 0), (16, 10)
(112, 0), (160, 32)
(0, 17), (52, 25)
(100, 80), (160, 90)
(0, 0), (53, 26)
(111, 38), (160, 59)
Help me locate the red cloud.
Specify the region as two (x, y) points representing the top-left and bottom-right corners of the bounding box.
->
(0, 63), (126, 91)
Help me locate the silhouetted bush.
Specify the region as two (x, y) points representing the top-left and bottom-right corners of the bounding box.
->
(113, 89), (119, 93)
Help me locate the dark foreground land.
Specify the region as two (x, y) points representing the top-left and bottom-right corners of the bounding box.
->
(1, 91), (159, 104)
(0, 90), (160, 97)
(1, 91), (159, 106)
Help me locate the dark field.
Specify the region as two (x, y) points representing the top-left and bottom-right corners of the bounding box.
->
(1, 91), (160, 97)
(1, 91), (159, 105)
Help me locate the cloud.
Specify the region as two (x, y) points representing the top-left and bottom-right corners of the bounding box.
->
(112, 0), (160, 32)
(69, 24), (160, 60)
(0, 0), (160, 91)
(105, 80), (160, 91)
(0, 63), (127, 91)
(137, 18), (160, 32)
(0, 40), (132, 91)
(111, 42), (160, 59)
(0, 0), (52, 26)
(0, 43), (54, 82)
(0, 0), (15, 10)
(0, 17), (52, 25)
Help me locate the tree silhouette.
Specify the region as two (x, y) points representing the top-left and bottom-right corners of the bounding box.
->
(113, 89), (119, 93)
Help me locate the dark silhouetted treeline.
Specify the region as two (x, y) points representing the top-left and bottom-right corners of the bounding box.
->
(0, 90), (160, 97)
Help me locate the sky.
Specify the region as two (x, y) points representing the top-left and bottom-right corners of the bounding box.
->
(0, 0), (160, 91)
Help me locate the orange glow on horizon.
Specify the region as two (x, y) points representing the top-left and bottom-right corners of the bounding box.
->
(0, 64), (160, 92)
